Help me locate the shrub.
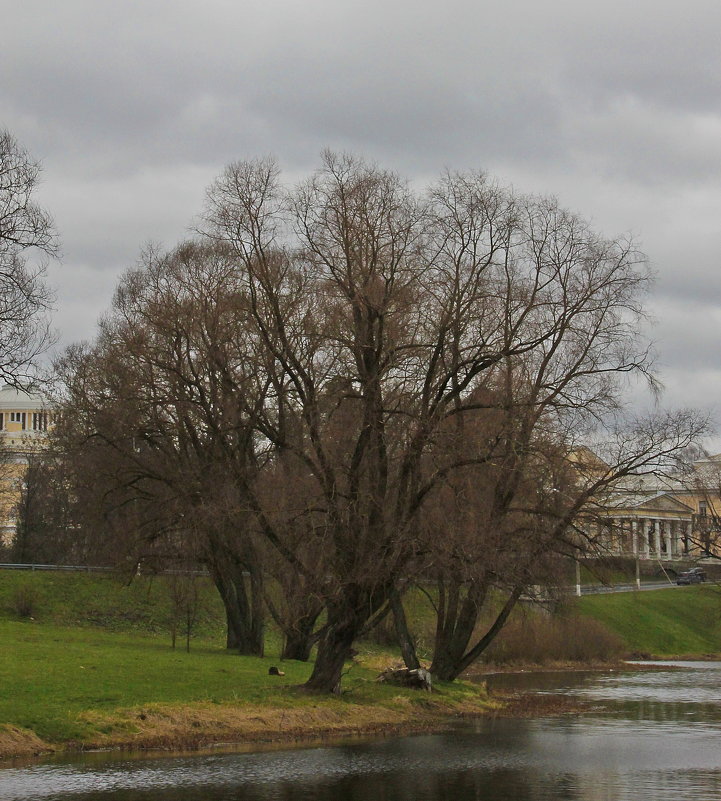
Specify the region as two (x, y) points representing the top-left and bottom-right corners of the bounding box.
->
(482, 608), (625, 666)
(11, 581), (39, 619)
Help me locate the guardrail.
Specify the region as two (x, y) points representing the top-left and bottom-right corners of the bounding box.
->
(0, 563), (114, 572)
(0, 563), (210, 576)
(579, 580), (675, 594)
(0, 564), (691, 590)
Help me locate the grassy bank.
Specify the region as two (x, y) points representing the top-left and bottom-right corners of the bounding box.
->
(0, 570), (227, 640)
(0, 619), (493, 759)
(0, 573), (493, 760)
(6, 569), (718, 760)
(577, 585), (721, 657)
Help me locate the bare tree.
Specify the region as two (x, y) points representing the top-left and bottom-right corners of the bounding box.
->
(166, 557), (204, 653)
(12, 451), (79, 564)
(666, 448), (721, 558)
(48, 153), (704, 693)
(53, 242), (268, 654)
(414, 404), (706, 681)
(255, 454), (325, 661)
(200, 153), (701, 692)
(0, 130), (57, 385)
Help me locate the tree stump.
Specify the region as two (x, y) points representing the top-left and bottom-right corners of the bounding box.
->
(377, 667), (432, 691)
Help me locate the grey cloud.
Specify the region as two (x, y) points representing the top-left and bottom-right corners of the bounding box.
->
(2, 0), (571, 176)
(648, 299), (721, 373)
(2, 0), (721, 439)
(559, 8), (721, 114)
(563, 98), (721, 186)
(36, 164), (211, 276)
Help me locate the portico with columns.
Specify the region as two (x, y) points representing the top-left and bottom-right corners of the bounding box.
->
(595, 492), (695, 560)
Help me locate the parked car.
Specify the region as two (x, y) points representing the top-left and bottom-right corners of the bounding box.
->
(677, 570), (704, 585)
(687, 567), (707, 582)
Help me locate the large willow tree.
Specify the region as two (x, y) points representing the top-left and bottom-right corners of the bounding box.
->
(55, 153), (704, 692)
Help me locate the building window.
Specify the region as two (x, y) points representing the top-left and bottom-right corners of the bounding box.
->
(0, 412), (3, 430)
(9, 412), (26, 429)
(699, 501), (708, 517)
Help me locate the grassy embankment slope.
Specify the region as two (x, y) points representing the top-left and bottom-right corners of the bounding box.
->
(577, 585), (721, 658)
(4, 570), (718, 760)
(0, 571), (491, 760)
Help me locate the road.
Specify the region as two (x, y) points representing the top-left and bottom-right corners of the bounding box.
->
(579, 579), (696, 595)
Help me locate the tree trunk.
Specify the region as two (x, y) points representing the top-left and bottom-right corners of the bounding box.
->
(282, 618), (317, 662)
(431, 583), (522, 681)
(281, 607), (322, 661)
(249, 562), (265, 658)
(390, 586), (420, 670)
(431, 578), (485, 681)
(304, 623), (356, 694)
(304, 596), (369, 693)
(263, 576), (323, 662)
(211, 560), (264, 656)
(224, 606), (239, 650)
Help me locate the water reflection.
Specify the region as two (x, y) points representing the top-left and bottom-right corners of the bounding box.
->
(486, 661), (721, 726)
(5, 662), (721, 801)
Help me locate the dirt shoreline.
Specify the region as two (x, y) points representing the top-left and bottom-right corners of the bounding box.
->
(0, 695), (593, 764)
(0, 700), (497, 763)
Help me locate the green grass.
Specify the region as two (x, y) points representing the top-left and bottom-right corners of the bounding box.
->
(0, 570), (228, 639)
(0, 570), (293, 743)
(0, 571), (487, 751)
(0, 617), (484, 748)
(0, 619), (318, 741)
(577, 585), (721, 657)
(12, 570), (721, 751)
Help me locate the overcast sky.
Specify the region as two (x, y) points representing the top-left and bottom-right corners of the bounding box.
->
(3, 0), (720, 437)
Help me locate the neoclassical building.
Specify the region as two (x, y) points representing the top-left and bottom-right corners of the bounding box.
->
(587, 459), (721, 562)
(593, 484), (695, 560)
(0, 384), (54, 547)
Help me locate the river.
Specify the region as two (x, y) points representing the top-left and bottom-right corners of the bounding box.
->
(3, 661), (721, 800)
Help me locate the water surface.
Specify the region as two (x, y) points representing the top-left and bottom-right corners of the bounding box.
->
(4, 661), (721, 801)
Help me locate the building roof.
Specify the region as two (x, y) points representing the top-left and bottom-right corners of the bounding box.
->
(599, 490), (694, 515)
(0, 384), (51, 411)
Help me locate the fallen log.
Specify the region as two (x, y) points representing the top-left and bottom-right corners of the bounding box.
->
(377, 667), (432, 692)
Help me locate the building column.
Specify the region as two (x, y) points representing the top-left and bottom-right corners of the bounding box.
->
(641, 519), (650, 559)
(684, 520), (692, 555)
(660, 520), (668, 558)
(663, 520), (672, 559)
(654, 520), (662, 559)
(671, 521), (680, 557)
(632, 520), (638, 557)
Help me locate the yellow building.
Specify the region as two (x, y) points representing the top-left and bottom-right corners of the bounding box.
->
(579, 451), (721, 562)
(674, 454), (721, 519)
(0, 384), (54, 547)
(591, 477), (696, 560)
